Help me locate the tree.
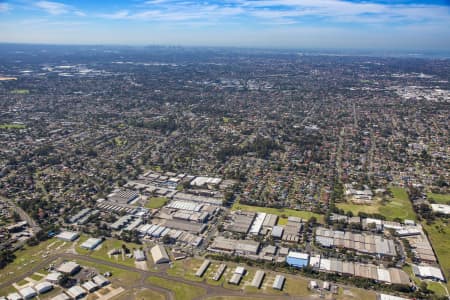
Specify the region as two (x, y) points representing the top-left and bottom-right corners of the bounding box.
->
(0, 249), (15, 269)
(12, 211), (21, 222)
(419, 281), (430, 294)
(26, 237), (39, 246)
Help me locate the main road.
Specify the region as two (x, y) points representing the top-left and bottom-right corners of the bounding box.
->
(0, 196), (41, 234)
(0, 252), (316, 300)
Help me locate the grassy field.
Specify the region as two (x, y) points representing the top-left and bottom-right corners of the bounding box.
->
(76, 237), (144, 268)
(427, 193), (450, 205)
(10, 89), (29, 94)
(427, 281), (448, 297)
(115, 288), (165, 300)
(0, 124), (26, 129)
(423, 219), (450, 293)
(113, 137), (127, 147)
(0, 238), (70, 285)
(231, 202), (324, 223)
(337, 287), (377, 300)
(336, 201), (381, 215)
(337, 187), (416, 221)
(145, 197), (168, 209)
(148, 276), (206, 300)
(74, 259), (141, 286)
(166, 257), (204, 282)
(206, 297), (269, 300)
(379, 187), (417, 220)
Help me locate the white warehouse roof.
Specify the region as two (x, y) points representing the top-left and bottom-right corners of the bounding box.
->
(19, 286), (37, 299)
(151, 244), (170, 264)
(34, 281), (53, 294)
(431, 204), (450, 215)
(66, 286), (86, 299)
(378, 293), (410, 300)
(55, 231), (79, 242)
(7, 293), (23, 300)
(80, 237), (103, 250)
(287, 251), (309, 260)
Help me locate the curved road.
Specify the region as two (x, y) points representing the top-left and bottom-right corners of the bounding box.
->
(0, 252), (315, 300)
(0, 196), (41, 234)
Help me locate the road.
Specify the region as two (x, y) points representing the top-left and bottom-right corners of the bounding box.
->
(0, 252), (316, 300)
(0, 196), (41, 234)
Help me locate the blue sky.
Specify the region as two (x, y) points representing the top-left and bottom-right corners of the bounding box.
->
(0, 0), (449, 50)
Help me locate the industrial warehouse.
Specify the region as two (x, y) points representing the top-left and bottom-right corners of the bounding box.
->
(315, 227), (397, 257)
(3, 167), (444, 300)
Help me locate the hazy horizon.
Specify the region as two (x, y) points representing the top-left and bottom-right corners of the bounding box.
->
(0, 0), (449, 51)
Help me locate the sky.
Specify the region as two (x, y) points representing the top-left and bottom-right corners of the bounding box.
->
(0, 0), (449, 50)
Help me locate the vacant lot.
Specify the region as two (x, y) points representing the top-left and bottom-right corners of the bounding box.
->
(166, 257), (204, 282)
(148, 276), (206, 300)
(115, 288), (166, 300)
(74, 259), (141, 286)
(0, 238), (70, 285)
(337, 201), (381, 215)
(232, 202), (324, 224)
(206, 297), (269, 300)
(10, 89), (29, 94)
(0, 124), (26, 130)
(146, 197), (168, 209)
(337, 187), (416, 221)
(379, 187), (416, 220)
(423, 219), (450, 294)
(427, 193), (450, 205)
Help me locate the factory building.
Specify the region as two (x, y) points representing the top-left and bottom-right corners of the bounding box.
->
(226, 211), (256, 234)
(251, 270), (265, 288)
(68, 208), (92, 224)
(282, 217), (303, 242)
(272, 275), (285, 290)
(271, 226), (284, 239)
(317, 257), (409, 284)
(213, 264), (227, 281)
(286, 251), (309, 268)
(249, 213), (266, 235)
(45, 272), (62, 284)
(35, 281), (53, 294)
(107, 189), (139, 204)
(66, 286), (86, 299)
(81, 281), (98, 293)
(19, 287), (37, 299)
(413, 265), (445, 281)
(80, 238), (103, 250)
(57, 261), (81, 275)
(151, 244), (170, 264)
(315, 227), (397, 257)
(55, 231), (80, 242)
(134, 249), (146, 261)
(195, 260), (211, 277)
(377, 294), (410, 300)
(110, 215), (134, 230)
(228, 266), (245, 285)
(208, 236), (260, 256)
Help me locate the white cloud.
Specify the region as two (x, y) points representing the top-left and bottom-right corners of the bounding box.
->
(34, 1), (85, 16)
(35, 1), (69, 15)
(99, 10), (131, 19)
(100, 3), (244, 22)
(240, 0), (450, 24)
(93, 0), (450, 26)
(0, 3), (10, 13)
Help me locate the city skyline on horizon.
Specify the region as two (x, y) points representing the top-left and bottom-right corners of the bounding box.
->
(0, 0), (450, 51)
